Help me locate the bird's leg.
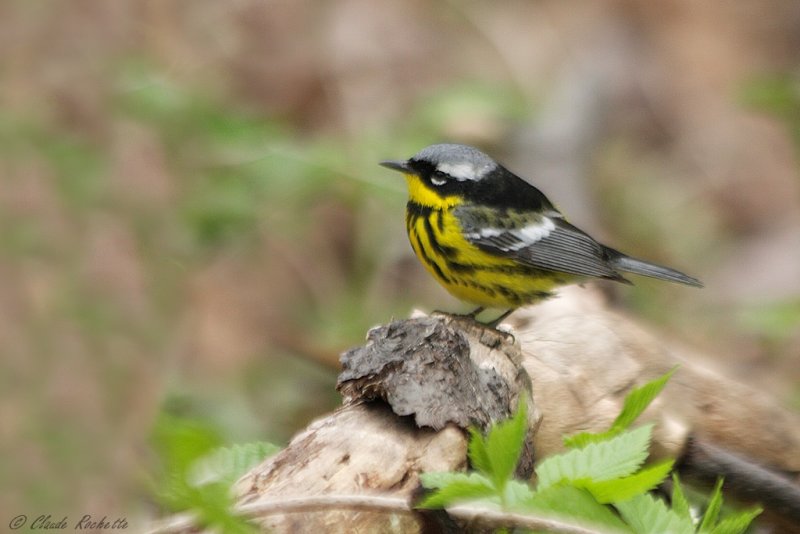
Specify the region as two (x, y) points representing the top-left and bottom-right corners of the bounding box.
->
(467, 306), (484, 318)
(484, 308), (515, 329)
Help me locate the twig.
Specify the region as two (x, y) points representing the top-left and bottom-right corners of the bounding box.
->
(239, 494), (411, 518)
(146, 493), (615, 534)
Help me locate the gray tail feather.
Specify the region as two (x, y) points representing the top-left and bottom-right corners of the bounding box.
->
(610, 253), (703, 288)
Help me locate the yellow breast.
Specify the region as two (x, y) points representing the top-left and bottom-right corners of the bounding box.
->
(403, 174), (562, 308)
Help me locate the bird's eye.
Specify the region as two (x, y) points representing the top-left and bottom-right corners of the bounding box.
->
(430, 172), (447, 186)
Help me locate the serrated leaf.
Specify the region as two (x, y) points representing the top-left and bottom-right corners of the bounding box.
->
(563, 369), (676, 449)
(189, 441), (280, 487)
(710, 507), (762, 534)
(610, 368), (677, 432)
(564, 429), (616, 448)
(503, 479), (535, 509)
(417, 472), (496, 508)
(484, 396), (528, 490)
(670, 473), (692, 523)
(537, 424), (653, 490)
(699, 478), (725, 532)
(583, 460), (674, 504)
(615, 493), (695, 534)
(523, 485), (631, 533)
(467, 427), (491, 475)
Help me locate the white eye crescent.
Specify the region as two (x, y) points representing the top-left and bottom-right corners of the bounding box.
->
(431, 175), (447, 186)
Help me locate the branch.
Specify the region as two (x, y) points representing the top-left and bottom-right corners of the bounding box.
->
(148, 494), (613, 534)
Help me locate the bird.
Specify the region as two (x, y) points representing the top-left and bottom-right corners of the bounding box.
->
(380, 143), (702, 325)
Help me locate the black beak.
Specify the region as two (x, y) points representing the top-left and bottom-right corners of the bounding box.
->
(379, 160), (413, 173)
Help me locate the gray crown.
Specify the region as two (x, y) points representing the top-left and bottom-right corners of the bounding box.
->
(412, 144), (498, 182)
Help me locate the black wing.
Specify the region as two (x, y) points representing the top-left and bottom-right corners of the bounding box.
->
(455, 205), (628, 282)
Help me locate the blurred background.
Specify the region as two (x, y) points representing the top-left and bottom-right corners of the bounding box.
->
(1, 0), (799, 527)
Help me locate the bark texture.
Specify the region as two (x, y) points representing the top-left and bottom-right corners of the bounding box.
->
(233, 287), (800, 532)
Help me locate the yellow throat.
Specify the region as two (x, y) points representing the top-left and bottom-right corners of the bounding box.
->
(404, 174), (461, 209)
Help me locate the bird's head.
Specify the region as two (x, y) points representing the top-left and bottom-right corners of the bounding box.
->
(380, 143), (499, 208)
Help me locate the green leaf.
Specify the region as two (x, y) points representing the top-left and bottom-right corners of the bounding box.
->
(615, 493), (695, 534)
(189, 441), (281, 486)
(610, 368), (676, 432)
(484, 396), (528, 490)
(564, 429), (615, 448)
(503, 479), (535, 509)
(583, 460), (674, 504)
(537, 424), (653, 490)
(420, 399), (529, 509)
(417, 472), (496, 508)
(182, 483), (256, 534)
(710, 507), (762, 534)
(467, 427), (491, 475)
(149, 415), (268, 534)
(152, 413), (223, 476)
(670, 473), (692, 523)
(419, 471), (468, 489)
(523, 485), (631, 533)
(564, 369), (676, 448)
(699, 478), (725, 532)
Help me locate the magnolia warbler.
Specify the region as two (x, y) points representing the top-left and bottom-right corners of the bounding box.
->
(381, 143), (702, 324)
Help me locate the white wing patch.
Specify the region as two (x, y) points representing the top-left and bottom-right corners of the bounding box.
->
(466, 217), (556, 251)
(471, 227), (503, 238)
(512, 217), (556, 246)
(436, 161), (494, 181)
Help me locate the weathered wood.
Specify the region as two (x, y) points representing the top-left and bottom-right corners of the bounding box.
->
(236, 314), (535, 533)
(511, 287), (800, 528)
(510, 287), (800, 472)
(338, 315), (534, 432)
(234, 403), (465, 533)
(232, 287), (800, 532)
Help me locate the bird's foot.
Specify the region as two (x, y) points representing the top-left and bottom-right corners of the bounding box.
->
(431, 308), (516, 344)
(484, 310), (516, 344)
